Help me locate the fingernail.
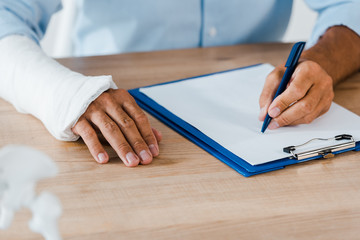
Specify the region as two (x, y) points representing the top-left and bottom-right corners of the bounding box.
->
(126, 152), (139, 166)
(269, 107), (281, 118)
(149, 144), (159, 156)
(259, 107), (266, 120)
(97, 153), (107, 163)
(139, 150), (152, 163)
(268, 121), (279, 130)
(260, 107), (266, 115)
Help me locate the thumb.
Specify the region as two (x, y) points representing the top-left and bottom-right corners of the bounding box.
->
(259, 65), (286, 121)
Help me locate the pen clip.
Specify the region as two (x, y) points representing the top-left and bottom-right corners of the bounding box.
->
(285, 42), (306, 68)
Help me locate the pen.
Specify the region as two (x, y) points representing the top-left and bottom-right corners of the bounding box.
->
(261, 41), (306, 133)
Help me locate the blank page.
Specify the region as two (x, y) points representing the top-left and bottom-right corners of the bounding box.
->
(140, 64), (360, 165)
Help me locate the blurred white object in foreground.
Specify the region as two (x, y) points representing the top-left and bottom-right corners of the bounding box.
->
(0, 145), (62, 240)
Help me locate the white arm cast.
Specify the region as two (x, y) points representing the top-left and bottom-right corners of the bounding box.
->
(0, 35), (117, 141)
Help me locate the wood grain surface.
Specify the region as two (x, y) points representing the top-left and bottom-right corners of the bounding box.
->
(1, 43), (360, 240)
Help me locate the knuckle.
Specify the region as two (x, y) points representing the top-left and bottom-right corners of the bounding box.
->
(142, 136), (156, 147)
(122, 97), (137, 109)
(122, 100), (133, 109)
(134, 112), (148, 124)
(115, 142), (131, 152)
(98, 92), (116, 105)
(144, 132), (155, 142)
(103, 121), (118, 132)
(119, 117), (135, 129)
(300, 61), (314, 74)
(276, 115), (291, 126)
(276, 98), (288, 110)
(289, 83), (306, 98)
(132, 139), (146, 149)
(114, 105), (123, 114)
(300, 101), (313, 114)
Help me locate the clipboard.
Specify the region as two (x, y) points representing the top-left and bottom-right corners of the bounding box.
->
(129, 64), (360, 177)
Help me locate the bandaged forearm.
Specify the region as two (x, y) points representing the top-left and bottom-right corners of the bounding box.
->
(0, 35), (117, 141)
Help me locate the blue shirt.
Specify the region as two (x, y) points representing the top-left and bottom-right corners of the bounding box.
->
(0, 0), (359, 56)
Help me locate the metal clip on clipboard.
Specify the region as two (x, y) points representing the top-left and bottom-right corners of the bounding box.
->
(283, 134), (356, 160)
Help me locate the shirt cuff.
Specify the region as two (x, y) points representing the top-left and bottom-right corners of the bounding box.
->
(307, 1), (360, 47)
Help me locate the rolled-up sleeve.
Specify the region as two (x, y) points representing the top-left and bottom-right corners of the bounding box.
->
(0, 0), (61, 43)
(305, 0), (360, 47)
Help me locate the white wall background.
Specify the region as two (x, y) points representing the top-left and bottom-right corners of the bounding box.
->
(40, 0), (75, 58)
(283, 0), (317, 43)
(41, 0), (318, 58)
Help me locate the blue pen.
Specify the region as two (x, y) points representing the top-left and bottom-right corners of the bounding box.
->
(261, 41), (306, 133)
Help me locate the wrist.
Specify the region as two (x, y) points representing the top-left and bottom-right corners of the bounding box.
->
(301, 26), (360, 84)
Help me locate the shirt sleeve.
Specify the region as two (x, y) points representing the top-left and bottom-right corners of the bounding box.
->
(0, 0), (62, 42)
(0, 0), (118, 141)
(305, 0), (360, 47)
(0, 35), (118, 141)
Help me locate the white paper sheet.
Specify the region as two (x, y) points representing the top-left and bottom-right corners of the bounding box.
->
(140, 64), (360, 165)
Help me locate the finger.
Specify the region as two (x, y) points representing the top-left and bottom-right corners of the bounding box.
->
(268, 86), (322, 129)
(267, 67), (314, 119)
(89, 111), (140, 167)
(152, 128), (162, 143)
(122, 96), (160, 157)
(105, 102), (154, 164)
(72, 118), (109, 164)
(289, 97), (332, 126)
(259, 66), (285, 121)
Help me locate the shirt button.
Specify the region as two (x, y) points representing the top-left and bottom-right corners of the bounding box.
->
(209, 27), (217, 37)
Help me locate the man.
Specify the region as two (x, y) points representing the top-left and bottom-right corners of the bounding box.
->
(0, 0), (359, 166)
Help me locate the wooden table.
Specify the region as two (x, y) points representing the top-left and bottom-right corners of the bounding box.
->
(1, 43), (360, 240)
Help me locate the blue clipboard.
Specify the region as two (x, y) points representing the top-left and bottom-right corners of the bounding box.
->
(129, 65), (360, 177)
